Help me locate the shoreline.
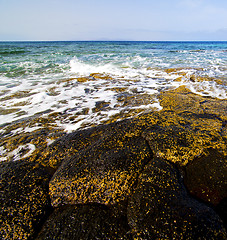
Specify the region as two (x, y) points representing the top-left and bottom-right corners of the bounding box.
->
(0, 85), (227, 239)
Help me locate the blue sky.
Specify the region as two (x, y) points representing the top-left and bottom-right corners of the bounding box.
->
(0, 0), (227, 41)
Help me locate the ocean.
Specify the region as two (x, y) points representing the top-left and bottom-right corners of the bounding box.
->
(0, 41), (227, 136)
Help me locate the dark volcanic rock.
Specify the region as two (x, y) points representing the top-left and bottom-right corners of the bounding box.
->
(0, 161), (52, 240)
(184, 148), (227, 206)
(50, 135), (152, 206)
(33, 118), (138, 169)
(128, 158), (227, 239)
(1, 86), (226, 239)
(36, 203), (132, 240)
(216, 198), (227, 229)
(142, 124), (202, 166)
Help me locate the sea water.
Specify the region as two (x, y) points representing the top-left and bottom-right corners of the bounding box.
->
(0, 41), (227, 133)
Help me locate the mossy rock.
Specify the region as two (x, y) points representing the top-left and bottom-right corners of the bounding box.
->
(76, 77), (87, 82)
(49, 135), (152, 206)
(159, 85), (203, 113)
(28, 85), (227, 169)
(89, 73), (113, 80)
(32, 118), (138, 169)
(36, 203), (132, 240)
(143, 125), (203, 165)
(0, 161), (52, 240)
(184, 148), (227, 205)
(138, 86), (227, 166)
(128, 158), (227, 239)
(139, 111), (225, 166)
(92, 101), (110, 112)
(159, 85), (227, 120)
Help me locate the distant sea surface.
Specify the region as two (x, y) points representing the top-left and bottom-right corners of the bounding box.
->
(0, 41), (227, 132)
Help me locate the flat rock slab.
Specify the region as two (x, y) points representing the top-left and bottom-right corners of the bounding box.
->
(140, 110), (226, 166)
(36, 203), (132, 240)
(50, 135), (152, 206)
(128, 158), (227, 239)
(0, 161), (52, 240)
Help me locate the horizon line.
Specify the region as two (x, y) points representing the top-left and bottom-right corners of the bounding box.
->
(1, 40), (227, 42)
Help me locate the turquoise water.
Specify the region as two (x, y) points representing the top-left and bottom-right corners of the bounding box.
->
(1, 41), (227, 80)
(0, 41), (227, 131)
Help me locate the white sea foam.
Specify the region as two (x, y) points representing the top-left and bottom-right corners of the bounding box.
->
(1, 58), (226, 135)
(1, 51), (227, 135)
(1, 42), (227, 163)
(0, 144), (36, 161)
(70, 57), (170, 80)
(24, 126), (42, 133)
(0, 146), (7, 161)
(46, 138), (55, 146)
(186, 81), (227, 99)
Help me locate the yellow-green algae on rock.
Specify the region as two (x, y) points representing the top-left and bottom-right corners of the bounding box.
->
(137, 85), (227, 166)
(128, 157), (227, 239)
(0, 161), (52, 240)
(0, 111), (66, 163)
(184, 148), (227, 206)
(34, 85), (227, 210)
(49, 135), (152, 206)
(28, 85), (226, 170)
(0, 84), (227, 239)
(36, 203), (131, 239)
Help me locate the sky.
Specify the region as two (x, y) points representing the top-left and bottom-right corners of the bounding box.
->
(0, 0), (227, 41)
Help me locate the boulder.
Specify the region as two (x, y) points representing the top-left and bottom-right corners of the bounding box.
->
(142, 124), (203, 165)
(49, 135), (152, 206)
(0, 161), (52, 240)
(128, 158), (227, 239)
(216, 198), (227, 229)
(32, 118), (138, 169)
(36, 203), (132, 240)
(184, 148), (227, 205)
(1, 85), (226, 239)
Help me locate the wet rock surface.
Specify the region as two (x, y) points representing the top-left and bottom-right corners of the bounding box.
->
(0, 161), (52, 240)
(36, 203), (132, 240)
(184, 148), (227, 206)
(50, 135), (152, 207)
(128, 158), (226, 239)
(0, 86), (227, 239)
(33, 118), (138, 169)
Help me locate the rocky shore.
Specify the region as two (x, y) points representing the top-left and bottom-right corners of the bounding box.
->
(0, 85), (227, 239)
